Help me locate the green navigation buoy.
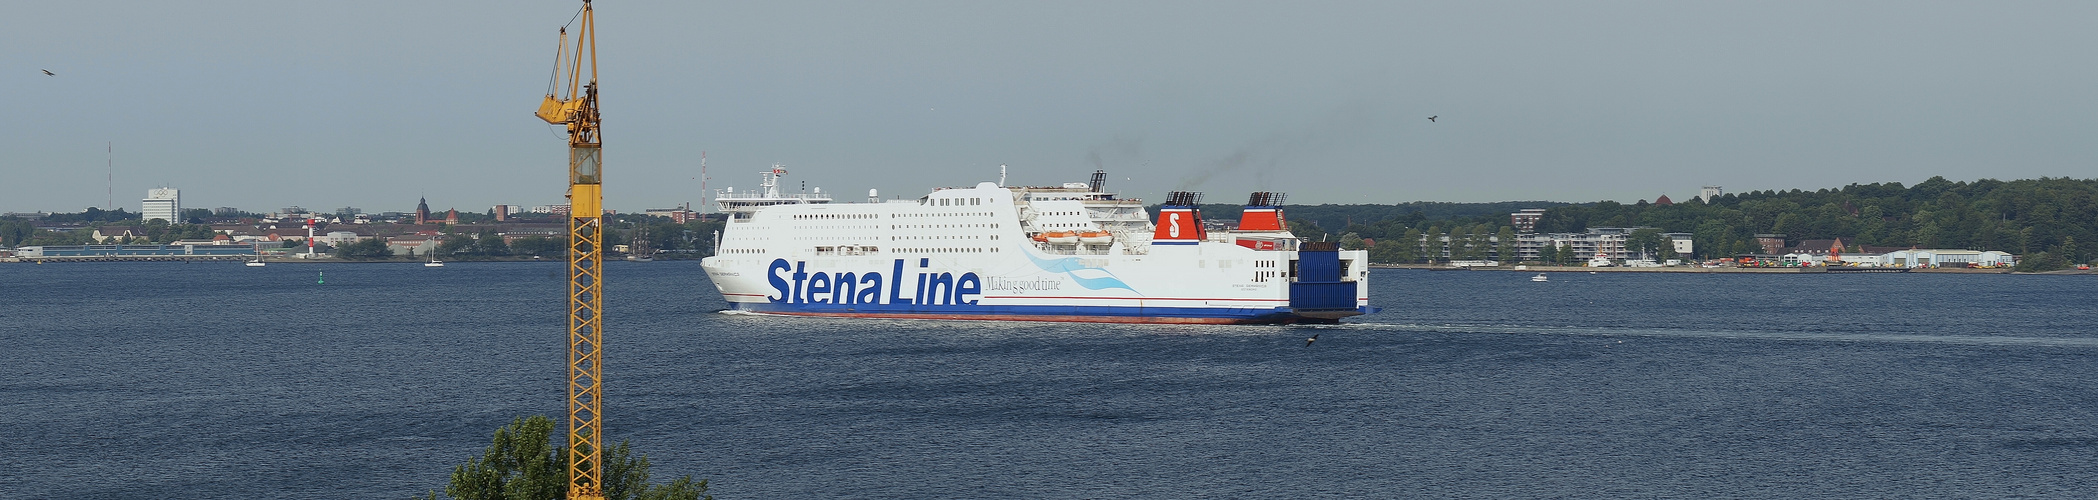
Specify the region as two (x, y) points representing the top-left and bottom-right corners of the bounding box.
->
(318, 271), (325, 285)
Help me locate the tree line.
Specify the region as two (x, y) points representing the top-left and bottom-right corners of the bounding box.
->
(1260, 176), (2096, 271)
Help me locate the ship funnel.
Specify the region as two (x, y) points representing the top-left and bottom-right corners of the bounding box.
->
(1238, 192), (1288, 231)
(1089, 169), (1107, 192)
(1152, 191), (1206, 244)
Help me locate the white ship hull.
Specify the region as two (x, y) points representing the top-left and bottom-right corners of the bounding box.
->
(700, 177), (1372, 324)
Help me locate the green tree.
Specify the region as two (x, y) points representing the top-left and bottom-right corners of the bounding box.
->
(420, 416), (710, 500)
(438, 235), (475, 257)
(511, 236), (564, 258)
(336, 238), (394, 260)
(476, 230), (513, 256)
(1337, 232), (1364, 250)
(1692, 220), (1730, 259)
(1495, 226), (1516, 263)
(0, 218), (34, 246)
(1399, 227), (1423, 263)
(1288, 219), (1328, 241)
(2016, 251), (2067, 272)
(1625, 228), (1664, 260)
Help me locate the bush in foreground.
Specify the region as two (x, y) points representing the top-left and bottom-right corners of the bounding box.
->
(418, 416), (710, 500)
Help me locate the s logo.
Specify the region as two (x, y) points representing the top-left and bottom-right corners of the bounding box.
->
(1168, 213), (1181, 238)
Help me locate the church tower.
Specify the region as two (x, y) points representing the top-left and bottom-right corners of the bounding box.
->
(416, 197), (432, 224)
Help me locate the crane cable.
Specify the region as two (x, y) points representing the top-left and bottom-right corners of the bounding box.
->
(544, 4), (587, 140)
(547, 4), (584, 96)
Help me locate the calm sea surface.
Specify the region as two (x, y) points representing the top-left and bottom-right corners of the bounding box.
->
(4, 262), (2096, 498)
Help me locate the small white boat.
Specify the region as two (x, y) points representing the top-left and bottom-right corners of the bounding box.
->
(1530, 273), (1548, 282)
(245, 261), (266, 267)
(425, 254), (445, 267)
(247, 247), (266, 267)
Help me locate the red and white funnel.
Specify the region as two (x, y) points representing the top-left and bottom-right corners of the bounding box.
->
(1152, 191), (1206, 245)
(1237, 192), (1287, 231)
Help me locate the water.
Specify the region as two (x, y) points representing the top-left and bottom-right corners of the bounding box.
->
(4, 262), (2096, 498)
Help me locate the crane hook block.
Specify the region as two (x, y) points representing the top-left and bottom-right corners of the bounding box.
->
(537, 95), (579, 124)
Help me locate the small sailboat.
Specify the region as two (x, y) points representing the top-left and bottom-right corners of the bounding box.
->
(246, 245), (266, 267)
(424, 253), (445, 267)
(1530, 273), (1548, 282)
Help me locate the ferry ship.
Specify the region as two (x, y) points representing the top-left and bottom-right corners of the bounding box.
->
(699, 167), (1373, 324)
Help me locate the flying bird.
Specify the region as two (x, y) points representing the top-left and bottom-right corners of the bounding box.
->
(1305, 334), (1319, 347)
(42, 69), (55, 76)
(1427, 116), (1437, 122)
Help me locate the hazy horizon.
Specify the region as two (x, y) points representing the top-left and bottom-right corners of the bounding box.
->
(9, 1), (2096, 214)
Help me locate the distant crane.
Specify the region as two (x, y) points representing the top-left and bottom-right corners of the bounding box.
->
(535, 1), (607, 498)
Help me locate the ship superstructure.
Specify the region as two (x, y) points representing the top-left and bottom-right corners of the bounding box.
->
(699, 169), (1373, 324)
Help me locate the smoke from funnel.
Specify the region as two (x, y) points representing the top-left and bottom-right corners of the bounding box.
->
(1084, 136), (1145, 174)
(1176, 101), (1400, 191)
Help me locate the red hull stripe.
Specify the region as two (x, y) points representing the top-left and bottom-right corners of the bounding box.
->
(750, 310), (1300, 325)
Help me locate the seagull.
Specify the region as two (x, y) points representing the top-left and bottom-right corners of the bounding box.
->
(1427, 116), (1437, 122)
(1305, 334), (1319, 347)
(41, 69), (55, 76)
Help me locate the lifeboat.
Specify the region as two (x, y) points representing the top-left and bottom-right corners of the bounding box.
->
(1045, 231), (1080, 244)
(1078, 231), (1112, 244)
(1031, 233), (1050, 242)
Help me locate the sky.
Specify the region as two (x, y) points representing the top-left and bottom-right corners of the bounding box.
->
(8, 1), (2097, 215)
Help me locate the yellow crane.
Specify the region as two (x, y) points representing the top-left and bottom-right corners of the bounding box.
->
(536, 2), (604, 499)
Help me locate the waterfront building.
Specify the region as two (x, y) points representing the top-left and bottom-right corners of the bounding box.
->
(1832, 252), (1887, 266)
(645, 206), (700, 223)
(1754, 234), (1787, 255)
(387, 235), (441, 256)
(322, 231), (368, 245)
(1510, 208), (1547, 233)
(1884, 249), (2017, 268)
(1513, 227), (1636, 263)
(1698, 186), (1723, 203)
(92, 226), (145, 243)
(142, 187), (181, 223)
(1781, 238), (1846, 260)
(1667, 233), (1694, 256)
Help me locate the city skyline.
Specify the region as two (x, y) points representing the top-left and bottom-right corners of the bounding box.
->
(9, 2), (2097, 214)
